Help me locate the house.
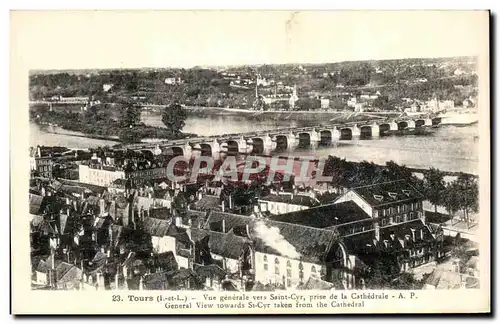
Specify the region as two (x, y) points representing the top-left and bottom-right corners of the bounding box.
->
(258, 193), (320, 215)
(333, 179), (427, 230)
(267, 201), (372, 237)
(108, 179), (127, 194)
(102, 84), (113, 92)
(141, 217), (191, 269)
(329, 180), (444, 281)
(30, 146), (53, 178)
(164, 77), (183, 85)
(320, 98), (330, 109)
(34, 255), (83, 290)
(79, 163), (126, 187)
(200, 212), (345, 290)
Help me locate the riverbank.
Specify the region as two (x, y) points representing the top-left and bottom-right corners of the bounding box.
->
(182, 106), (403, 124)
(30, 105), (194, 144)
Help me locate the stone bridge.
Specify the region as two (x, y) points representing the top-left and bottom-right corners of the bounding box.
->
(124, 116), (442, 159)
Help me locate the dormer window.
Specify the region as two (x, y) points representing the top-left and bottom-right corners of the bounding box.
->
(373, 194), (384, 202)
(402, 190), (411, 197)
(388, 192), (398, 199)
(383, 240), (389, 248)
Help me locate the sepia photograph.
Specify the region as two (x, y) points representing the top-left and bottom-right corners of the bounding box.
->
(10, 9), (490, 314)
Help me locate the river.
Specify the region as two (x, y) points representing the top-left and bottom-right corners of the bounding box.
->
(30, 113), (479, 174)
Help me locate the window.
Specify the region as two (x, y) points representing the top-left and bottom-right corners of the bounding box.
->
(264, 264), (268, 271)
(287, 279), (292, 287)
(311, 266), (317, 277)
(395, 216), (401, 223)
(287, 269), (292, 277)
(275, 257), (280, 275)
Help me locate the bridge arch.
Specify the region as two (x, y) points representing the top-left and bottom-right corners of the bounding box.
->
(397, 121), (408, 130)
(319, 130), (332, 146)
(165, 146), (184, 157)
(298, 132), (311, 147)
(379, 123), (391, 135)
(275, 135), (288, 151)
(360, 125), (373, 139)
(226, 140), (239, 155)
(415, 119), (426, 128)
(252, 137), (264, 154)
(199, 143), (213, 157)
(340, 128), (352, 140)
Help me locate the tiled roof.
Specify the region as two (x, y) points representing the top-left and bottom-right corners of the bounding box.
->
(155, 251), (178, 272)
(379, 219), (435, 248)
(194, 264), (226, 280)
(142, 217), (179, 237)
(29, 194), (46, 215)
(206, 230), (251, 260)
(299, 276), (344, 290)
(348, 180), (424, 208)
(149, 207), (171, 220)
(204, 212), (340, 264)
(30, 215), (57, 234)
(58, 179), (107, 194)
(268, 201), (370, 228)
(193, 195), (221, 211)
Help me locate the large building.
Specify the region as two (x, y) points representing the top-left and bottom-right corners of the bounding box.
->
(78, 163), (126, 187)
(30, 146), (53, 178)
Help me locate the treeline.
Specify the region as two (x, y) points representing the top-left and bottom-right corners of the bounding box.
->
(321, 156), (479, 227)
(29, 58), (477, 111)
(30, 102), (191, 144)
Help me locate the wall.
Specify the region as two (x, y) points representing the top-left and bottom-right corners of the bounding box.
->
(254, 251), (322, 289)
(151, 235), (176, 254)
(212, 254), (240, 274)
(78, 164), (125, 187)
(259, 201), (310, 215)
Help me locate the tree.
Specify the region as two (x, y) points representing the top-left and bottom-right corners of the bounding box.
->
(423, 168), (446, 214)
(443, 182), (461, 225)
(384, 161), (412, 182)
(454, 173), (479, 229)
(120, 103), (141, 128)
(162, 103), (187, 135)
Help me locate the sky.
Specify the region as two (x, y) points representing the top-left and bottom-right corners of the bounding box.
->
(11, 10), (489, 69)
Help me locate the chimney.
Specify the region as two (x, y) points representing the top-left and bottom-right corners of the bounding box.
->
(222, 219), (226, 233)
(221, 201), (225, 213)
(420, 229), (424, 240)
(411, 228), (416, 242)
(51, 252), (55, 270)
(99, 199), (105, 216)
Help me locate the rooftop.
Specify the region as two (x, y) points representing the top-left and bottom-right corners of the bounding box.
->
(268, 201), (370, 228)
(347, 179), (424, 208)
(203, 212), (340, 263)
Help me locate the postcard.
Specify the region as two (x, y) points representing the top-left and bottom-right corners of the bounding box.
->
(10, 10), (490, 314)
